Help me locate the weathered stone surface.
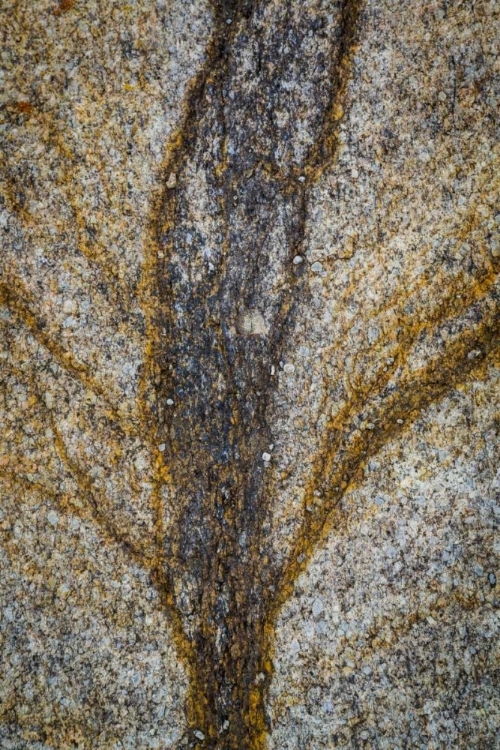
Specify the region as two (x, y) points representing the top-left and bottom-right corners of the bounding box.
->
(0, 0), (498, 748)
(269, 367), (500, 748)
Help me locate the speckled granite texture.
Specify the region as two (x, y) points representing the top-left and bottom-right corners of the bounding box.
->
(0, 0), (499, 748)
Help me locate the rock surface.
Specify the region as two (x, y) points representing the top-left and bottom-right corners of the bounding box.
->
(0, 0), (499, 748)
(269, 368), (500, 749)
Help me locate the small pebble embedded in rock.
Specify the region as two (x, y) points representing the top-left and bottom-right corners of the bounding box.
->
(166, 173), (177, 189)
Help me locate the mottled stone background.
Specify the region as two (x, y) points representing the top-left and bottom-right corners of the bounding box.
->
(1, 0), (499, 748)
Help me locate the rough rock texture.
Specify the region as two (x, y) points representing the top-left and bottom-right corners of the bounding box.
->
(269, 367), (500, 749)
(0, 0), (499, 749)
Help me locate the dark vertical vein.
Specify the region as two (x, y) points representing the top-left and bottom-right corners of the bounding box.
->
(153, 1), (366, 746)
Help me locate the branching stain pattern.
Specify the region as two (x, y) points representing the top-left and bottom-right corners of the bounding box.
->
(152, 1), (365, 744)
(1, 1), (499, 749)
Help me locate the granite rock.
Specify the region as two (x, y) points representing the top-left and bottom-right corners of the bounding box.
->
(0, 0), (498, 748)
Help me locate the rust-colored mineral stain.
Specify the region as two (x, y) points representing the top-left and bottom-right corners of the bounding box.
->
(14, 100), (34, 114)
(54, 0), (74, 15)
